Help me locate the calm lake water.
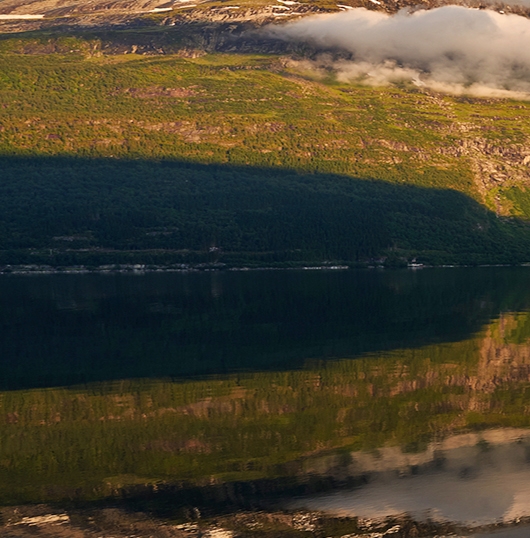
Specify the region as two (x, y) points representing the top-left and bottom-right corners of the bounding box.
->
(2, 267), (530, 532)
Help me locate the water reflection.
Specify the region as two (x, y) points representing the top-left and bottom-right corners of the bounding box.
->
(1, 269), (530, 532)
(0, 267), (529, 389)
(293, 429), (530, 525)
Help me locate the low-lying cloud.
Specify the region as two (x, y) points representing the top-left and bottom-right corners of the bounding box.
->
(265, 6), (530, 97)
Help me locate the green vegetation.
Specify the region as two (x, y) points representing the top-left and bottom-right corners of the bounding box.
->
(1, 34), (530, 264)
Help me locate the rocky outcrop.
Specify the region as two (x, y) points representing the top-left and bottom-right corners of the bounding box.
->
(438, 137), (530, 212)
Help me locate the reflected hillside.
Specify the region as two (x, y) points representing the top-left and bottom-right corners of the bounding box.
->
(2, 308), (530, 506)
(2, 268), (530, 389)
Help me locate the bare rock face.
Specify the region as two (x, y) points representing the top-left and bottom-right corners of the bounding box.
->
(0, 0), (328, 29)
(2, 0), (529, 34)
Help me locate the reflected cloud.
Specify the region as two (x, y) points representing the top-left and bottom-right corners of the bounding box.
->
(293, 429), (530, 525)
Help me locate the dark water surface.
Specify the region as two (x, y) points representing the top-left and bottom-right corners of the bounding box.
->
(2, 267), (530, 530)
(2, 267), (526, 389)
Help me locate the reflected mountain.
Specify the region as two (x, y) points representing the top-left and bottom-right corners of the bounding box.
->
(3, 287), (530, 513)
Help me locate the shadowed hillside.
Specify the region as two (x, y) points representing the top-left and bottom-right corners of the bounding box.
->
(1, 157), (530, 267)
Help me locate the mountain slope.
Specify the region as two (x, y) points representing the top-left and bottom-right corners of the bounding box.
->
(1, 31), (530, 265)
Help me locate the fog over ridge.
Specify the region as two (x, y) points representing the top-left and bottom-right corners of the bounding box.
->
(265, 6), (530, 97)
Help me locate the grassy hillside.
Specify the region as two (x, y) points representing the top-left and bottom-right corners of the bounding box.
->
(2, 36), (530, 264)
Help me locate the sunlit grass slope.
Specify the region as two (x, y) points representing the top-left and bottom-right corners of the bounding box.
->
(2, 38), (530, 264)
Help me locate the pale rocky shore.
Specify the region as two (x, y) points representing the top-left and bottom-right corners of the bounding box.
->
(1, 505), (530, 538)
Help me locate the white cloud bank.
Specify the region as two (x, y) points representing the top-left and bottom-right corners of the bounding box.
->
(265, 6), (530, 97)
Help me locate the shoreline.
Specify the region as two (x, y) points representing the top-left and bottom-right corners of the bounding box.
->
(0, 262), (526, 275)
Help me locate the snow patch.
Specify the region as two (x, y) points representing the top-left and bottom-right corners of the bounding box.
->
(0, 14), (44, 19)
